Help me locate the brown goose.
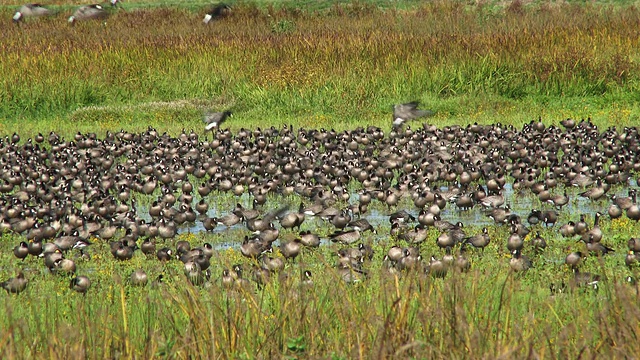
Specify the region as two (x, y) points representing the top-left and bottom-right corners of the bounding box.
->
(130, 269), (148, 286)
(203, 110), (232, 132)
(509, 249), (531, 272)
(202, 3), (231, 23)
(240, 237), (270, 259)
(387, 246), (404, 262)
(628, 238), (640, 252)
(329, 228), (361, 245)
(464, 227), (490, 251)
(584, 235), (614, 255)
(1, 272), (28, 294)
(454, 246), (471, 272)
(261, 256), (285, 273)
(13, 241), (29, 260)
(580, 212), (602, 243)
(13, 4), (54, 22)
(392, 101), (434, 128)
(280, 238), (302, 261)
(70, 276), (91, 294)
(571, 269), (600, 290)
(399, 225), (428, 244)
(299, 230), (320, 247)
(426, 256), (447, 278)
(68, 4), (109, 24)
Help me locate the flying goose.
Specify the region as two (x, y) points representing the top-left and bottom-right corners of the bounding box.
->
(392, 101), (434, 128)
(13, 3), (53, 22)
(203, 3), (231, 24)
(203, 110), (232, 132)
(68, 4), (108, 24)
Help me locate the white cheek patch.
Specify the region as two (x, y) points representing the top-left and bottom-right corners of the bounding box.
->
(205, 122), (218, 131)
(68, 16), (75, 23)
(203, 14), (212, 23)
(13, 12), (22, 21)
(393, 118), (404, 126)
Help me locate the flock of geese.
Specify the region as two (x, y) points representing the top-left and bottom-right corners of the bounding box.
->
(11, 2), (231, 24)
(2, 104), (640, 295)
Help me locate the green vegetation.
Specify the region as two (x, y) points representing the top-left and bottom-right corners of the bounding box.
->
(2, 1), (640, 358)
(2, 215), (640, 359)
(1, 1), (640, 137)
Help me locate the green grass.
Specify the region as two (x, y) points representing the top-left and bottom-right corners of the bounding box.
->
(1, 1), (640, 138)
(2, 213), (640, 358)
(2, 1), (640, 357)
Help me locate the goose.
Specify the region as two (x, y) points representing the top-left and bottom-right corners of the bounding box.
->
(531, 232), (547, 253)
(329, 228), (361, 245)
(301, 270), (313, 287)
(398, 248), (422, 271)
(336, 263), (366, 284)
(509, 249), (532, 272)
(625, 250), (639, 269)
(68, 4), (109, 24)
(43, 249), (64, 271)
(234, 201), (260, 221)
(454, 246), (471, 272)
(52, 258), (76, 275)
(548, 190), (569, 209)
(184, 261), (205, 286)
(13, 3), (53, 22)
(392, 101), (434, 129)
(203, 110), (232, 132)
(13, 241), (29, 260)
(261, 256), (285, 273)
(571, 269), (600, 290)
(1, 272), (28, 294)
(559, 221), (576, 238)
(426, 256), (447, 278)
(299, 230), (320, 247)
(27, 238), (43, 256)
(141, 238), (156, 256)
(70, 275), (91, 294)
(280, 239), (302, 261)
(130, 269), (148, 286)
(399, 225), (428, 244)
(203, 3), (231, 24)
(240, 237), (270, 259)
(580, 212), (602, 243)
(464, 227), (490, 251)
(584, 235), (614, 255)
(387, 246), (404, 262)
(564, 251), (583, 270)
(156, 247), (173, 261)
(628, 238), (640, 252)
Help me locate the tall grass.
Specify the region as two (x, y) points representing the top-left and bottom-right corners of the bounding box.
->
(1, 215), (640, 358)
(1, 1), (640, 136)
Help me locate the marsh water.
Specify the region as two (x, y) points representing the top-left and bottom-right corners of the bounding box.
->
(132, 180), (640, 252)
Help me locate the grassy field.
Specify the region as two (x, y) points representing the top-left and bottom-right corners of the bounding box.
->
(1, 0), (640, 137)
(2, 208), (640, 358)
(2, 1), (640, 358)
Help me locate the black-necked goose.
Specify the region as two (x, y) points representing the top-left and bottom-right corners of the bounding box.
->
(392, 102), (434, 129)
(203, 3), (231, 24)
(13, 3), (53, 22)
(68, 4), (109, 24)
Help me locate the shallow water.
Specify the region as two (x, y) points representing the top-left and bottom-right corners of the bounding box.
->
(135, 180), (639, 252)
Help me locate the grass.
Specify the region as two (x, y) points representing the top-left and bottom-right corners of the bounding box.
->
(1, 1), (640, 137)
(1, 214), (640, 358)
(2, 0), (640, 358)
